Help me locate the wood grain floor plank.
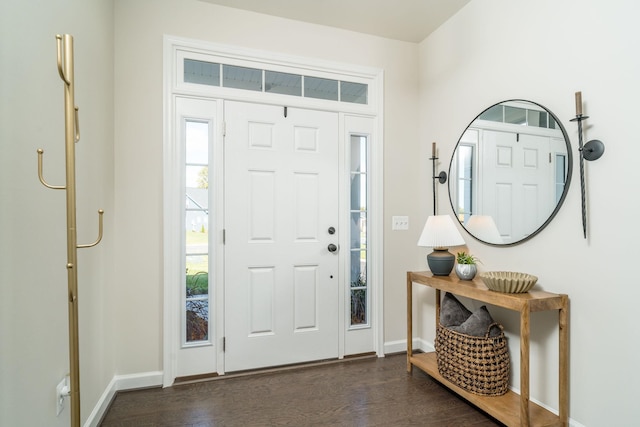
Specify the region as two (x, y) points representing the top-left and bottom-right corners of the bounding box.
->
(100, 354), (503, 426)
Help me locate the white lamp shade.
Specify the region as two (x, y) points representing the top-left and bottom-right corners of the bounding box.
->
(417, 215), (465, 248)
(465, 215), (503, 244)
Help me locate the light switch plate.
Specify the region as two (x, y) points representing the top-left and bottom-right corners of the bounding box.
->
(392, 216), (409, 230)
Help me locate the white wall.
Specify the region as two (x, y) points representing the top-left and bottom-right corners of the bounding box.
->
(113, 0), (420, 373)
(418, 1), (640, 425)
(0, 0), (115, 426)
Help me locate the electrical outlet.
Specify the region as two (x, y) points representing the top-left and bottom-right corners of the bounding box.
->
(56, 376), (69, 416)
(392, 216), (409, 230)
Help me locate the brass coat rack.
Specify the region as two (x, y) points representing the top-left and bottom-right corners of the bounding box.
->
(37, 34), (104, 427)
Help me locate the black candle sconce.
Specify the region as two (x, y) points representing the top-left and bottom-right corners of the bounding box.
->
(430, 142), (447, 215)
(570, 91), (605, 238)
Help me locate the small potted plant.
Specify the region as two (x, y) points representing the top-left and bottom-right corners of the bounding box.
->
(455, 251), (480, 280)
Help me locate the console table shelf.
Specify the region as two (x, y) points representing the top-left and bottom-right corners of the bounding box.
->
(407, 271), (569, 427)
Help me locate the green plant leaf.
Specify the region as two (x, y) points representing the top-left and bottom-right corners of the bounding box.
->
(456, 251), (479, 265)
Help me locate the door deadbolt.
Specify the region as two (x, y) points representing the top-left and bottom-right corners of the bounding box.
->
(328, 226), (336, 235)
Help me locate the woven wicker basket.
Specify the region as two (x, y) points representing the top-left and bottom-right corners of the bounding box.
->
(435, 323), (510, 396)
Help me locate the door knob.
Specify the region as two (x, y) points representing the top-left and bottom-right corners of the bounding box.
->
(327, 243), (338, 253)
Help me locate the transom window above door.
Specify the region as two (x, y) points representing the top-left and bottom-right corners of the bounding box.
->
(183, 58), (368, 105)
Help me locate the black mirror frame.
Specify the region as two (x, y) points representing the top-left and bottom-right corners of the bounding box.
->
(448, 99), (573, 246)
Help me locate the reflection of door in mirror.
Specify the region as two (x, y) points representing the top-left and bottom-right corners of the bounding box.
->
(482, 130), (554, 242)
(449, 100), (571, 246)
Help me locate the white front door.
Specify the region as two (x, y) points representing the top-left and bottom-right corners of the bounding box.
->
(224, 101), (340, 372)
(481, 129), (552, 242)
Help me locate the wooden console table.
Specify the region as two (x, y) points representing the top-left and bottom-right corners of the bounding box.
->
(407, 271), (568, 427)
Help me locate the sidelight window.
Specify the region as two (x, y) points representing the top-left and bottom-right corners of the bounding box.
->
(184, 120), (210, 344)
(555, 154), (567, 204)
(455, 144), (475, 224)
(349, 135), (369, 326)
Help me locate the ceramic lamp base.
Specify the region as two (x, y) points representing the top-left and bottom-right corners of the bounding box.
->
(427, 249), (455, 276)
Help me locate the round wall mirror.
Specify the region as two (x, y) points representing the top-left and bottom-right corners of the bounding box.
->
(448, 100), (572, 246)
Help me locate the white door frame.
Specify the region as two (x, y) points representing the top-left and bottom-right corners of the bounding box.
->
(163, 36), (384, 386)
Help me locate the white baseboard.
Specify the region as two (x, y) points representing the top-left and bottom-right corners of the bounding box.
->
(83, 371), (163, 427)
(384, 337), (433, 355)
(383, 338), (407, 354)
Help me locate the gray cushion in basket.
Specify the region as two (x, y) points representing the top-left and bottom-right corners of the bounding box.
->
(440, 292), (472, 327)
(451, 305), (502, 337)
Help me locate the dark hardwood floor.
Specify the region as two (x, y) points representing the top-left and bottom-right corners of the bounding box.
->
(100, 353), (503, 426)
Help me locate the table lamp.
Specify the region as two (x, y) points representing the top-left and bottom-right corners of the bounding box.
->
(417, 215), (465, 276)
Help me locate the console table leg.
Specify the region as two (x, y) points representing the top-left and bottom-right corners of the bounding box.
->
(406, 272), (413, 373)
(559, 296), (569, 426)
(520, 305), (531, 427)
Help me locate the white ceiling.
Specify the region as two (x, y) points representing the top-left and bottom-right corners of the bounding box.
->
(199, 0), (470, 43)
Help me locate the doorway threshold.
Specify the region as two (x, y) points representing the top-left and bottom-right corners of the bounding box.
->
(173, 352), (377, 386)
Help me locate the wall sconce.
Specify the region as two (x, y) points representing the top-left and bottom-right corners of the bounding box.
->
(431, 142), (447, 183)
(417, 215), (466, 276)
(431, 142), (447, 215)
(570, 91), (605, 238)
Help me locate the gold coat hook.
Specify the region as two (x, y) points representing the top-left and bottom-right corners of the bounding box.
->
(37, 148), (65, 189)
(57, 35), (80, 143)
(56, 35), (71, 86)
(77, 210), (104, 249)
(74, 107), (80, 142)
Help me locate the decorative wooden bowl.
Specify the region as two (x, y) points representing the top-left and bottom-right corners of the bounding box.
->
(479, 271), (538, 293)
